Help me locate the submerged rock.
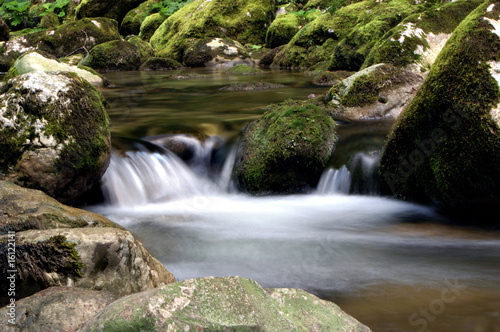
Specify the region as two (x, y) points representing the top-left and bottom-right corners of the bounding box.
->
(150, 0), (275, 62)
(0, 180), (121, 235)
(234, 103), (337, 194)
(220, 81), (286, 91)
(183, 37), (252, 67)
(80, 40), (142, 71)
(139, 57), (183, 71)
(0, 287), (116, 332)
(80, 276), (371, 331)
(0, 227), (176, 306)
(326, 63), (424, 120)
(0, 71), (111, 203)
(379, 0), (500, 223)
(224, 64), (263, 75)
(7, 51), (110, 87)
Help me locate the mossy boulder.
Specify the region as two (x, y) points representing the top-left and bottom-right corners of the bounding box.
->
(0, 71), (111, 203)
(0, 227), (176, 306)
(0, 17), (11, 42)
(80, 276), (371, 331)
(139, 12), (166, 42)
(75, 0), (145, 24)
(183, 37), (252, 67)
(39, 12), (61, 30)
(120, 0), (160, 36)
(326, 63), (424, 120)
(0, 18), (120, 71)
(234, 103), (337, 194)
(150, 0), (275, 63)
(0, 180), (121, 235)
(8, 51), (110, 87)
(0, 287), (116, 331)
(139, 57), (183, 70)
(379, 0), (500, 223)
(363, 0), (483, 71)
(126, 35), (155, 59)
(266, 12), (302, 48)
(80, 40), (142, 71)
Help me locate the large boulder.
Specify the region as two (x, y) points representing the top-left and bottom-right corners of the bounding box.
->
(80, 39), (142, 71)
(363, 0), (483, 71)
(325, 63), (424, 120)
(7, 51), (110, 87)
(265, 12), (302, 49)
(0, 71), (111, 203)
(183, 37), (252, 67)
(120, 0), (159, 36)
(0, 180), (121, 235)
(379, 0), (500, 222)
(0, 18), (120, 71)
(0, 227), (176, 306)
(234, 103), (337, 194)
(150, 0), (275, 63)
(75, 0), (145, 24)
(80, 276), (371, 331)
(139, 12), (166, 42)
(0, 287), (116, 332)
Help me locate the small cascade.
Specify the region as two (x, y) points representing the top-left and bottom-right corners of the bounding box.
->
(101, 150), (219, 207)
(217, 140), (239, 192)
(349, 151), (381, 195)
(316, 165), (352, 195)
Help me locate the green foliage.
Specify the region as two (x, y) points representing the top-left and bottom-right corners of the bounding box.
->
(328, 0), (346, 14)
(149, 0), (193, 18)
(40, 0), (71, 18)
(290, 9), (317, 17)
(0, 0), (30, 27)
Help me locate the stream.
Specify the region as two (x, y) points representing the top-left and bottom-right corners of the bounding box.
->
(86, 68), (500, 332)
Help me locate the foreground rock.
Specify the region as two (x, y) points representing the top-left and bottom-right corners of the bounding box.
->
(326, 63), (424, 120)
(0, 227), (175, 306)
(0, 72), (111, 203)
(150, 0), (275, 62)
(7, 51), (110, 87)
(234, 103), (337, 194)
(0, 180), (121, 235)
(379, 0), (500, 223)
(81, 276), (371, 331)
(0, 287), (116, 332)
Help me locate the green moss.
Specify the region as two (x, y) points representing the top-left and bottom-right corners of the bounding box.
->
(234, 103), (337, 194)
(139, 13), (166, 42)
(266, 12), (301, 48)
(126, 35), (155, 59)
(150, 0), (275, 62)
(379, 0), (500, 210)
(120, 0), (159, 36)
(81, 40), (141, 71)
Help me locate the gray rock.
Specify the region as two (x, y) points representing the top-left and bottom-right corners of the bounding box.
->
(0, 287), (116, 332)
(0, 71), (111, 203)
(80, 276), (371, 331)
(184, 37), (253, 68)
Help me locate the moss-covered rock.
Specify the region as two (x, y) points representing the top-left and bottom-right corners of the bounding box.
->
(80, 276), (371, 331)
(363, 0), (483, 71)
(258, 44), (285, 66)
(120, 0), (160, 36)
(0, 71), (111, 203)
(0, 180), (121, 235)
(0, 227), (176, 306)
(39, 12), (61, 30)
(0, 17), (121, 71)
(234, 103), (337, 194)
(183, 37), (252, 67)
(0, 17), (11, 42)
(126, 35), (155, 59)
(81, 40), (142, 71)
(75, 0), (145, 24)
(266, 12), (301, 48)
(325, 63), (424, 119)
(139, 12), (166, 42)
(379, 0), (500, 223)
(150, 0), (275, 63)
(0, 287), (116, 332)
(139, 57), (183, 70)
(8, 51), (110, 87)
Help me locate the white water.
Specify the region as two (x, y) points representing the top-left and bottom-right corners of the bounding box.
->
(92, 148), (500, 298)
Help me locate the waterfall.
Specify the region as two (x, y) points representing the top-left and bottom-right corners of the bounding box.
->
(316, 165), (352, 195)
(349, 151), (381, 195)
(217, 140), (239, 192)
(101, 150), (219, 207)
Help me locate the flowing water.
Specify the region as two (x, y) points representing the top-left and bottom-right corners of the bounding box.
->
(86, 69), (500, 332)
